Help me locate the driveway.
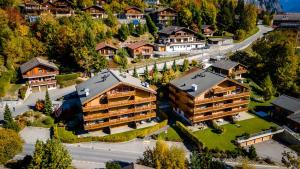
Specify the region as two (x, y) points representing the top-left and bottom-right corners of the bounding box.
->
(19, 126), (50, 144)
(252, 139), (298, 164)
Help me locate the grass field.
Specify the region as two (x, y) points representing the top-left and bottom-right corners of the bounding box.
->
(193, 117), (277, 150)
(157, 126), (182, 142)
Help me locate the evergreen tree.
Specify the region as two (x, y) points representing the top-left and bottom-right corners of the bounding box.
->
(145, 15), (157, 36)
(3, 104), (19, 132)
(136, 23), (144, 35)
(172, 60), (177, 72)
(162, 62), (167, 73)
(133, 67), (138, 78)
(181, 59), (189, 72)
(153, 62), (158, 74)
(262, 75), (276, 101)
(248, 145), (257, 160)
(152, 72), (159, 84)
(28, 139), (72, 169)
(106, 161), (121, 169)
(44, 90), (52, 115)
(144, 65), (149, 81)
(128, 22), (135, 35)
(118, 24), (129, 41)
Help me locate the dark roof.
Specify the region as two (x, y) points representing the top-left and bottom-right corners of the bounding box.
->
(126, 42), (154, 50)
(272, 95), (300, 114)
(82, 5), (105, 11)
(125, 6), (142, 12)
(211, 59), (243, 70)
(158, 26), (196, 36)
(95, 42), (118, 51)
(122, 163), (153, 169)
(20, 57), (58, 74)
(273, 13), (300, 21)
(201, 25), (212, 29)
(76, 69), (156, 105)
(170, 69), (227, 98)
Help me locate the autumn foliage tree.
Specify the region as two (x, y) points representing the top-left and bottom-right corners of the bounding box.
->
(0, 128), (23, 164)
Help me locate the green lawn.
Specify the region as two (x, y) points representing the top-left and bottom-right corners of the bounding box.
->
(157, 126), (182, 142)
(193, 117), (277, 150)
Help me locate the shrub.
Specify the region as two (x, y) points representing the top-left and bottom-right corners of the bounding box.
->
(42, 116), (54, 125)
(19, 86), (28, 99)
(0, 128), (23, 164)
(56, 73), (79, 81)
(175, 121), (203, 149)
(235, 29), (246, 41)
(35, 99), (45, 111)
(211, 121), (224, 134)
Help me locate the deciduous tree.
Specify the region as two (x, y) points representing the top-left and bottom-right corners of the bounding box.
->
(0, 128), (23, 164)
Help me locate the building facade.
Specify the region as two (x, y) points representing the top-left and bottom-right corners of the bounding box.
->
(150, 8), (177, 28)
(127, 42), (154, 59)
(121, 6), (144, 20)
(157, 26), (205, 52)
(20, 57), (59, 92)
(210, 60), (247, 80)
(169, 69), (250, 125)
(76, 69), (157, 132)
(95, 42), (118, 59)
(273, 13), (300, 28)
(271, 95), (300, 132)
(82, 5), (107, 19)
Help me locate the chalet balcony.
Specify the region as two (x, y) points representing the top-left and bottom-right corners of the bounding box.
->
(84, 112), (156, 130)
(30, 80), (57, 86)
(82, 96), (156, 112)
(212, 86), (236, 94)
(194, 92), (250, 105)
(107, 91), (136, 99)
(194, 100), (249, 114)
(83, 104), (156, 121)
(232, 69), (247, 75)
(23, 71), (59, 78)
(192, 107), (248, 123)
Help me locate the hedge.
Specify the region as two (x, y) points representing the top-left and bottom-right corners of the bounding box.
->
(56, 73), (80, 88)
(0, 73), (11, 97)
(175, 121), (204, 149)
(54, 119), (168, 143)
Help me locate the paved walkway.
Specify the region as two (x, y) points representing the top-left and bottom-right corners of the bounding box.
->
(0, 85), (76, 120)
(19, 127), (50, 144)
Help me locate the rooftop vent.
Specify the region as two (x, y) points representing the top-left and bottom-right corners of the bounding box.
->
(84, 88), (90, 96)
(191, 84), (198, 91)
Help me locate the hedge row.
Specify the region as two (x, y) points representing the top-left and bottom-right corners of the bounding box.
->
(56, 73), (80, 81)
(175, 121), (204, 149)
(54, 119), (168, 143)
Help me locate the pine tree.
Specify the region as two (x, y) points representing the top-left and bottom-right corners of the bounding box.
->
(172, 60), (177, 72)
(136, 23), (144, 35)
(3, 104), (19, 132)
(144, 65), (149, 81)
(153, 62), (158, 74)
(262, 75), (276, 101)
(118, 24), (129, 41)
(145, 15), (158, 36)
(44, 90), (52, 115)
(162, 62), (167, 73)
(28, 139), (72, 169)
(133, 67), (138, 78)
(248, 145), (257, 160)
(181, 59), (189, 72)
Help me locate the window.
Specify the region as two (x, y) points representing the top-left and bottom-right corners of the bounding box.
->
(38, 68), (43, 73)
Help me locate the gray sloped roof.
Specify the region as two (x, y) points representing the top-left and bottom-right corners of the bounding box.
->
(76, 69), (156, 105)
(211, 59), (241, 70)
(158, 26), (196, 36)
(273, 13), (300, 21)
(170, 69), (226, 98)
(20, 57), (58, 74)
(272, 95), (300, 114)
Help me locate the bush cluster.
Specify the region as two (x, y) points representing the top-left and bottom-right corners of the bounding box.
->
(54, 120), (168, 143)
(211, 121), (224, 134)
(175, 121), (204, 149)
(56, 73), (80, 87)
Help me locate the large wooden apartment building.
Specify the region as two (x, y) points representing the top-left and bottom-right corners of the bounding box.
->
(20, 57), (59, 92)
(169, 69), (250, 125)
(76, 69), (157, 132)
(150, 7), (177, 28)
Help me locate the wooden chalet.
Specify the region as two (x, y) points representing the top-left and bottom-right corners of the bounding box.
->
(272, 95), (300, 132)
(201, 25), (215, 37)
(76, 69), (157, 132)
(95, 42), (118, 59)
(126, 42), (154, 59)
(169, 69), (250, 125)
(150, 7), (177, 28)
(122, 6), (144, 20)
(20, 57), (59, 92)
(210, 60), (247, 80)
(82, 5), (107, 19)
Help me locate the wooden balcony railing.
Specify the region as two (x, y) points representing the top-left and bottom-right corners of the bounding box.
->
(107, 91), (135, 99)
(83, 105), (156, 121)
(23, 71), (59, 78)
(212, 86), (236, 94)
(194, 92), (250, 105)
(192, 107), (248, 123)
(84, 112), (156, 130)
(30, 80), (57, 86)
(194, 100), (249, 114)
(232, 69), (247, 75)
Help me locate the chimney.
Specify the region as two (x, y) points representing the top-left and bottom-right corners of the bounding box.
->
(191, 84), (197, 91)
(84, 88), (90, 96)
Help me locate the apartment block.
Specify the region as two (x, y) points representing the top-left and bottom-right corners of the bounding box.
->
(169, 69), (250, 125)
(76, 69), (157, 132)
